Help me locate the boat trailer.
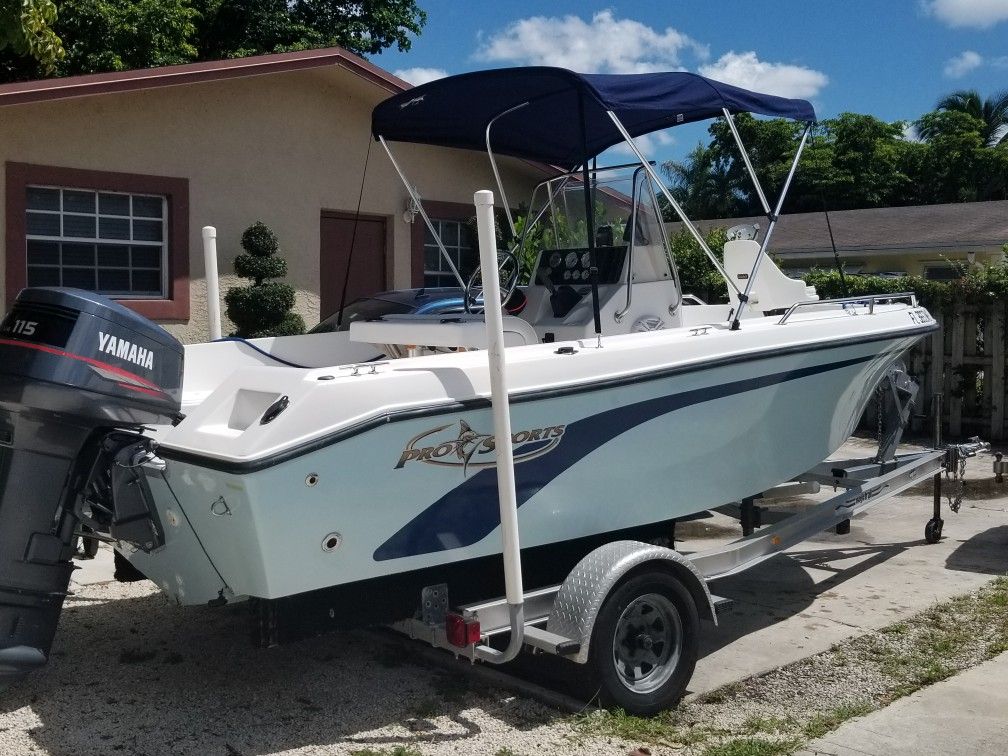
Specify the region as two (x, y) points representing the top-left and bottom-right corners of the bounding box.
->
(390, 191), (989, 715)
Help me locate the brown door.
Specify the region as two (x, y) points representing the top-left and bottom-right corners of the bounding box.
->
(319, 211), (388, 319)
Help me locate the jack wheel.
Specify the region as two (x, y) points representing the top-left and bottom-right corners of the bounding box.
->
(925, 517), (944, 544)
(590, 570), (699, 716)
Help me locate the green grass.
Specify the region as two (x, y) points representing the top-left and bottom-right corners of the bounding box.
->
(878, 621), (908, 635)
(700, 737), (803, 756)
(576, 709), (726, 747)
(802, 702), (874, 740)
(349, 746), (423, 756)
(742, 715), (794, 735)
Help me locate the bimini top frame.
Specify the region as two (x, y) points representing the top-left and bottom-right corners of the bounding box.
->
(372, 66), (817, 331)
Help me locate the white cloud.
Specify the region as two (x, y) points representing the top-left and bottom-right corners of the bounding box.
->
(699, 51), (828, 99)
(393, 67), (449, 86)
(943, 50), (983, 78)
(923, 0), (1008, 28)
(475, 10), (708, 73)
(608, 130), (675, 158)
(993, 56), (1008, 69)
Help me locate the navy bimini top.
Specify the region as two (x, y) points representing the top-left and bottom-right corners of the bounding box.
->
(372, 66), (816, 170)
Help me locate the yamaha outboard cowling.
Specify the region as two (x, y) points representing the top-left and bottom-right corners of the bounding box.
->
(0, 288), (183, 684)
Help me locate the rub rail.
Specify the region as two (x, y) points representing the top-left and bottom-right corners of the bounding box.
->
(778, 292), (918, 325)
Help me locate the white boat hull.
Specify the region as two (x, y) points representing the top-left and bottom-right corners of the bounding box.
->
(128, 318), (928, 614)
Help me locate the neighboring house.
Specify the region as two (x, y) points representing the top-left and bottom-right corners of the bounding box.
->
(667, 200), (1008, 279)
(0, 48), (544, 343)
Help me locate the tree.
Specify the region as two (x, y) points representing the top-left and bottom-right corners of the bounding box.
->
(1, 0), (427, 80)
(193, 0), (427, 60)
(913, 111), (991, 204)
(667, 225), (728, 303)
(919, 89), (1008, 147)
(0, 0), (64, 72)
(656, 105), (1006, 219)
(661, 143), (737, 220)
(814, 113), (912, 210)
(705, 112), (807, 217)
(224, 221), (306, 338)
(55, 0), (197, 75)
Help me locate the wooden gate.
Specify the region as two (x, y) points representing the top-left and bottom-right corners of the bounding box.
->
(902, 303), (1005, 441)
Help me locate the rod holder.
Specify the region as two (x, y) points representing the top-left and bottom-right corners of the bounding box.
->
(201, 226), (222, 342)
(473, 189), (525, 664)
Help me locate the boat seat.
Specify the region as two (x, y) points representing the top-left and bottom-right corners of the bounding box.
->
(723, 239), (818, 313)
(348, 313), (539, 349)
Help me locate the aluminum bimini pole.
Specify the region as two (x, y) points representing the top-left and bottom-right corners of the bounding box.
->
(605, 111), (744, 300)
(722, 109), (772, 216)
(485, 102), (530, 238)
(378, 135), (466, 288)
(727, 122), (812, 330)
(472, 189), (524, 664)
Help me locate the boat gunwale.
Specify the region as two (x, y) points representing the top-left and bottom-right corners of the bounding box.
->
(157, 321), (937, 473)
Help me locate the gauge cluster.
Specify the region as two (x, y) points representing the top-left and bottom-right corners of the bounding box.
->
(536, 245), (628, 287)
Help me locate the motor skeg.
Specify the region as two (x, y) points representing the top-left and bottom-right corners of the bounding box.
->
(0, 288), (183, 685)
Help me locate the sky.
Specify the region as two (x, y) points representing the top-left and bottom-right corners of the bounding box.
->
(372, 0), (1008, 162)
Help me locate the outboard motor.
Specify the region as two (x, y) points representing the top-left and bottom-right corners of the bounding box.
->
(0, 288), (183, 684)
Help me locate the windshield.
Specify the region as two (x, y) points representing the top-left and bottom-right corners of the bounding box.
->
(310, 298), (414, 334)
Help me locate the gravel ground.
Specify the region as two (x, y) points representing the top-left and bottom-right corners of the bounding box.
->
(0, 579), (633, 756)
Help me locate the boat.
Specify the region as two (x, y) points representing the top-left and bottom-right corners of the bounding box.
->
(0, 67), (937, 687)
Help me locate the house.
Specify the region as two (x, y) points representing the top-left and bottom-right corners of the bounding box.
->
(0, 48), (544, 343)
(667, 200), (1008, 278)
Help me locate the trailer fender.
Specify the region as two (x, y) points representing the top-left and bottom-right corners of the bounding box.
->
(546, 540), (715, 665)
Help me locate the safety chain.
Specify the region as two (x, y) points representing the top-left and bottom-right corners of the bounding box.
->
(945, 451), (968, 513)
(875, 384), (884, 445)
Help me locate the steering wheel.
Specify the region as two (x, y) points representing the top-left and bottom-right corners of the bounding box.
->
(464, 250), (521, 314)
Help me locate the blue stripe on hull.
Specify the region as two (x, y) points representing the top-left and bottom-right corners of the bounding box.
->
(373, 354), (872, 561)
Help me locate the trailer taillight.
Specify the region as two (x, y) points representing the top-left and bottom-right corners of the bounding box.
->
(445, 612), (480, 647)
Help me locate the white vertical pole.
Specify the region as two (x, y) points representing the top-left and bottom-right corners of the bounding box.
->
(202, 226), (222, 342)
(474, 190), (523, 607)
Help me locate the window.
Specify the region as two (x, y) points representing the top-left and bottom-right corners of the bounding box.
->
(26, 187), (167, 297)
(423, 218), (477, 288)
(6, 163), (189, 320)
(924, 265), (959, 281)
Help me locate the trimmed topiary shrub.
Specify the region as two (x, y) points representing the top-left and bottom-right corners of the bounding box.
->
(224, 221), (306, 338)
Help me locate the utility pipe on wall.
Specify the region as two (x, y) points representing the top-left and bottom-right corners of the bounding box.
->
(472, 189), (525, 664)
(202, 226), (223, 342)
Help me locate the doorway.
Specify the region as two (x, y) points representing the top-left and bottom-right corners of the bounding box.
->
(319, 210), (388, 319)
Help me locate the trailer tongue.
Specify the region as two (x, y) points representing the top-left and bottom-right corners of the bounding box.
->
(0, 288), (183, 685)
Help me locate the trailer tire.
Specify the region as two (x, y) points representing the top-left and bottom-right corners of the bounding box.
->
(590, 570), (699, 715)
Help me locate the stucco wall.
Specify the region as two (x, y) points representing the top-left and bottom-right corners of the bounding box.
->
(0, 67), (540, 342)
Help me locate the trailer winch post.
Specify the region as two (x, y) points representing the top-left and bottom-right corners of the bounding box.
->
(472, 189), (525, 663)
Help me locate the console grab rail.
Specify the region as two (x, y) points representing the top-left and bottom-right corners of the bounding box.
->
(778, 292), (918, 325)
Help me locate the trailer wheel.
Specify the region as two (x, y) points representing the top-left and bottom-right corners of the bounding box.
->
(590, 570), (699, 715)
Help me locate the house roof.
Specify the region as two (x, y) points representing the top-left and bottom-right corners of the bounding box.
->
(0, 47), (410, 108)
(667, 200), (1008, 258)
